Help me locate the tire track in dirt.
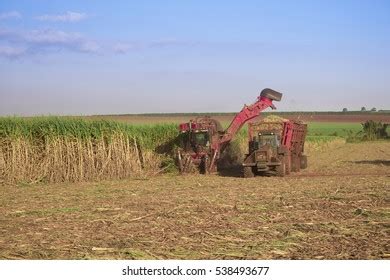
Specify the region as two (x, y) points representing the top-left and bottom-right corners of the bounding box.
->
(291, 172), (389, 178)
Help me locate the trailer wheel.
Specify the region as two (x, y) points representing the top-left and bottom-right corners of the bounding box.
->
(276, 160), (286, 177)
(300, 155), (308, 169)
(243, 166), (255, 178)
(291, 156), (300, 172)
(285, 155), (291, 175)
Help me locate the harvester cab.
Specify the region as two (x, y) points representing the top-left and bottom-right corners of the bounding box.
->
(176, 88), (283, 174)
(191, 130), (210, 150)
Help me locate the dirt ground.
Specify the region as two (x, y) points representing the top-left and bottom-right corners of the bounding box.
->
(0, 142), (389, 260)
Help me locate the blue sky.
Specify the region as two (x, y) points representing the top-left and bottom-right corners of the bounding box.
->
(0, 0), (389, 115)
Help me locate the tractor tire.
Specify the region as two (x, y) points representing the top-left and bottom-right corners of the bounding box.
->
(300, 155), (308, 169)
(276, 160), (286, 177)
(243, 166), (255, 178)
(260, 88), (282, 102)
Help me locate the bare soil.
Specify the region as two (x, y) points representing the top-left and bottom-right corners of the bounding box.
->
(0, 142), (389, 260)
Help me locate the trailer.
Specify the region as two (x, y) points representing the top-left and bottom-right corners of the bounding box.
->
(242, 120), (307, 177)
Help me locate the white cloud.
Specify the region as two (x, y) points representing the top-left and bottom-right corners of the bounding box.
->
(112, 39), (192, 54)
(0, 28), (100, 58)
(0, 27), (190, 58)
(0, 45), (26, 57)
(35, 11), (88, 22)
(149, 38), (181, 47)
(113, 43), (137, 54)
(80, 41), (100, 53)
(0, 11), (22, 20)
(26, 29), (83, 45)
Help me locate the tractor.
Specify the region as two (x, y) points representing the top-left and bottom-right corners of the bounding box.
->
(242, 120), (308, 177)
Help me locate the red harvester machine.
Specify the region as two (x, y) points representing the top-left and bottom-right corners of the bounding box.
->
(242, 120), (307, 177)
(176, 88), (283, 174)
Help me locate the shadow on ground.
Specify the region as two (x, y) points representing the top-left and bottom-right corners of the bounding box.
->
(351, 160), (390, 166)
(218, 164), (243, 178)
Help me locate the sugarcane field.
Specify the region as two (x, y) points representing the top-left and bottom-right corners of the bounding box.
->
(1, 110), (389, 260)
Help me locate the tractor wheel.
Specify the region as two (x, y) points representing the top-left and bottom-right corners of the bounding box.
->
(300, 155), (308, 169)
(276, 160), (286, 177)
(243, 166), (255, 178)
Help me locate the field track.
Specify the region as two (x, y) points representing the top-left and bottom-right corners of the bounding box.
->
(0, 141), (389, 260)
(292, 172), (388, 177)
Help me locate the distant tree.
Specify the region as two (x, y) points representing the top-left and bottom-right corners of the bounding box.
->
(342, 108), (348, 112)
(371, 107), (377, 112)
(361, 107), (367, 112)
